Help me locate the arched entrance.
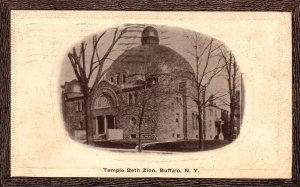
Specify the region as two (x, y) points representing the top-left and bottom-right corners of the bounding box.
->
(92, 89), (122, 140)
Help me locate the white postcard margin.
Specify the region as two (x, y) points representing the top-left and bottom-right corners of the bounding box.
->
(11, 11), (292, 178)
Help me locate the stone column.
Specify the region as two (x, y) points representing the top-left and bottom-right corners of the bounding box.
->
(113, 116), (116, 129)
(95, 116), (98, 134)
(95, 117), (98, 134)
(104, 115), (107, 134)
(220, 123), (223, 134)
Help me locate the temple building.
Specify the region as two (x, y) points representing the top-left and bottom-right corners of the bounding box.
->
(62, 26), (227, 143)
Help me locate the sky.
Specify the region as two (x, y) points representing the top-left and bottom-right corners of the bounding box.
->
(60, 24), (241, 108)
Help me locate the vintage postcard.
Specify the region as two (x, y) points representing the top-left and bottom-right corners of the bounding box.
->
(11, 11), (292, 178)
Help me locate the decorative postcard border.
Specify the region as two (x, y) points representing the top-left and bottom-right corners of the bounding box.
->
(1, 0), (299, 186)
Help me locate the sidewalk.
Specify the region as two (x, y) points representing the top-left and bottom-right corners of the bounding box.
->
(100, 147), (181, 154)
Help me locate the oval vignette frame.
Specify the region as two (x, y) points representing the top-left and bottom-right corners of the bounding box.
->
(60, 24), (243, 152)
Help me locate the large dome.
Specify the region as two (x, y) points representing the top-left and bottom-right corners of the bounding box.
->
(106, 45), (194, 77)
(104, 26), (194, 84)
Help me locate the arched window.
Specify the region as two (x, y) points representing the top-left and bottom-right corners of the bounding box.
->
(130, 117), (137, 126)
(129, 94), (133, 104)
(116, 75), (120, 84)
(79, 121), (83, 128)
(80, 102), (83, 111)
(192, 113), (194, 129)
(195, 114), (199, 129)
(123, 74), (126, 83)
(134, 93), (138, 104)
(76, 102), (79, 111)
(76, 102), (83, 112)
(94, 94), (114, 109)
(192, 77), (195, 87)
(176, 113), (179, 127)
(110, 76), (114, 83)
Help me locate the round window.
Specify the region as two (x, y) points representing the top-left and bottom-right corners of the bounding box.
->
(130, 117), (137, 126)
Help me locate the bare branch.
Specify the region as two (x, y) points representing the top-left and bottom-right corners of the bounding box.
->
(67, 53), (81, 81)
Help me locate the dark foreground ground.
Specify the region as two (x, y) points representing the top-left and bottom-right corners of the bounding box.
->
(92, 139), (230, 152)
(91, 140), (138, 149)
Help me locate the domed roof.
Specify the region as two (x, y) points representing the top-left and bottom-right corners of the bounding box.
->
(104, 26), (194, 84)
(64, 79), (82, 93)
(106, 44), (194, 79)
(141, 26), (159, 45)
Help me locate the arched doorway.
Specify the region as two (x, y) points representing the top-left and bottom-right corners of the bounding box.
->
(92, 90), (122, 140)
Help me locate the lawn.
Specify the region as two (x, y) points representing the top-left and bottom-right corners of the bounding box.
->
(91, 139), (230, 152)
(142, 140), (230, 152)
(92, 140), (138, 149)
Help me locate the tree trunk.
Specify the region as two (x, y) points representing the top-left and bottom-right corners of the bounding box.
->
(229, 102), (236, 141)
(138, 118), (143, 152)
(82, 87), (93, 144)
(198, 106), (204, 150)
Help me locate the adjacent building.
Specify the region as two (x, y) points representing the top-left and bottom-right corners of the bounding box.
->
(61, 80), (85, 141)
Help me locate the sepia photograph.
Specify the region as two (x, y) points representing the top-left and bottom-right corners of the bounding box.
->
(1, 0), (299, 185)
(60, 24), (242, 152)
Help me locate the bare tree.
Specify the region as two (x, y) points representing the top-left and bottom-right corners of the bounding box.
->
(67, 26), (133, 143)
(182, 32), (226, 150)
(219, 49), (240, 140)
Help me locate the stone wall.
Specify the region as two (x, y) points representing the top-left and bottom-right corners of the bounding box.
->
(118, 103), (158, 141)
(63, 71), (228, 143)
(63, 79), (227, 143)
(99, 76), (201, 142)
(64, 98), (85, 137)
(186, 96), (199, 140)
(155, 94), (184, 141)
